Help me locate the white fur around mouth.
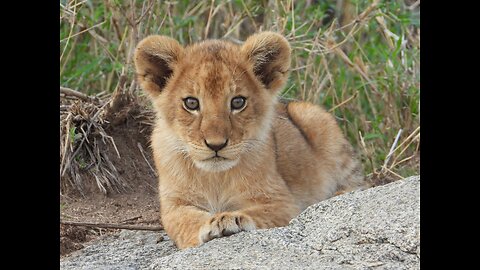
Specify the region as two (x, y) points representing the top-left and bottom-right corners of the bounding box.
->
(194, 157), (239, 172)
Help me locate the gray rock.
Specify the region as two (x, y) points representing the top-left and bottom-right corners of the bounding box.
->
(61, 176), (420, 270)
(60, 230), (178, 270)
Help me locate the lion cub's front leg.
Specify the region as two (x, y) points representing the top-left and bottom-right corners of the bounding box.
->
(198, 211), (256, 244)
(163, 195), (297, 249)
(160, 203), (211, 249)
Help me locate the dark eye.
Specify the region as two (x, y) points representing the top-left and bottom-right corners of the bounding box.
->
(183, 97), (200, 111)
(231, 96), (247, 111)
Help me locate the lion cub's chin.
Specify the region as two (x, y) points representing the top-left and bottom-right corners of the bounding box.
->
(193, 158), (240, 173)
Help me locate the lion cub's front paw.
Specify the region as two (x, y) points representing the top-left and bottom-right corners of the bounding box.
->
(199, 212), (256, 244)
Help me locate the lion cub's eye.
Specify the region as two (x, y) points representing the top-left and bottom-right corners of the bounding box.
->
(231, 96), (247, 111)
(183, 97), (200, 111)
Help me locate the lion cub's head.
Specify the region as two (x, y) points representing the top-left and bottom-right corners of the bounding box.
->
(134, 32), (291, 172)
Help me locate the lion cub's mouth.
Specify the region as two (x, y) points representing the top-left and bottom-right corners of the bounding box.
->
(205, 156), (228, 162)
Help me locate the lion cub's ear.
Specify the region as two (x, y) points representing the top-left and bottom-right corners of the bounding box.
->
(241, 32), (291, 93)
(134, 35), (184, 97)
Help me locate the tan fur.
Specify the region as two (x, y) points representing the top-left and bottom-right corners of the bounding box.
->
(134, 32), (367, 249)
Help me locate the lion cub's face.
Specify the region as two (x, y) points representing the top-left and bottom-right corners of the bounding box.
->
(154, 57), (271, 172)
(134, 32), (291, 172)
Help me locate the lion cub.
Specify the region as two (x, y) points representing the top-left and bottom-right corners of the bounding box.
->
(134, 32), (366, 249)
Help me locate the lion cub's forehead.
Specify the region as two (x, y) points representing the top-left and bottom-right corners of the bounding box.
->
(177, 41), (250, 98)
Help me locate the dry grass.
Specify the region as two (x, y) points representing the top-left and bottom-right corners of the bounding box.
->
(60, 89), (127, 196)
(60, 0), (420, 191)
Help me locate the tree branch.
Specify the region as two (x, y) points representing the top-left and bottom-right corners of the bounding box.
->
(60, 220), (163, 231)
(60, 87), (94, 102)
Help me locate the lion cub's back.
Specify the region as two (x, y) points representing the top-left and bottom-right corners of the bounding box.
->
(272, 101), (365, 211)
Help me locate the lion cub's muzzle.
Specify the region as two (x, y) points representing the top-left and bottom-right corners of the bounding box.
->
(204, 139), (228, 153)
(191, 139), (241, 172)
(203, 139), (230, 161)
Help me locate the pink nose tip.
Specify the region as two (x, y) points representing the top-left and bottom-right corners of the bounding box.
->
(205, 140), (228, 152)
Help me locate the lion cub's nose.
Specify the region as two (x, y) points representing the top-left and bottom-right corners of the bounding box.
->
(205, 139), (228, 152)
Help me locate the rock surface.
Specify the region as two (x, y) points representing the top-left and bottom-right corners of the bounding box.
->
(60, 176), (420, 270)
